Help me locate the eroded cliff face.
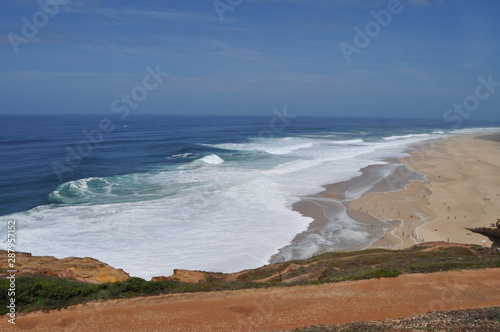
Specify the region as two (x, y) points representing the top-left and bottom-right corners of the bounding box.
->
(1, 250), (130, 284)
(152, 269), (246, 283)
(151, 242), (500, 284)
(467, 221), (500, 248)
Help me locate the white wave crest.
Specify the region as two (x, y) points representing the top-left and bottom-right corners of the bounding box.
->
(383, 134), (431, 140)
(199, 154), (225, 165)
(168, 153), (194, 158)
(203, 137), (314, 155)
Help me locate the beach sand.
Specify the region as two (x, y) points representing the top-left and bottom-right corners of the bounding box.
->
(275, 133), (500, 260)
(350, 133), (500, 250)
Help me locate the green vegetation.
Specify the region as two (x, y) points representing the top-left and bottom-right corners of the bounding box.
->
(1, 244), (499, 315)
(0, 276), (271, 315)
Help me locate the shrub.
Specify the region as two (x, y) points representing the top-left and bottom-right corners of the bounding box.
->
(355, 268), (400, 280)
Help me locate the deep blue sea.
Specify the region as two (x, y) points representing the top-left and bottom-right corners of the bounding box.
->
(1, 114), (499, 278)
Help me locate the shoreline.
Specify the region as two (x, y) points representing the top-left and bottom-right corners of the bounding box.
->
(272, 132), (500, 261)
(270, 162), (424, 263)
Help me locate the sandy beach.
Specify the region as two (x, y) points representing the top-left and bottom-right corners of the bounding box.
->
(275, 133), (500, 260)
(351, 133), (500, 249)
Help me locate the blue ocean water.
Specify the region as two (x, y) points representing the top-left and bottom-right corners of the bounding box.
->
(1, 114), (499, 278)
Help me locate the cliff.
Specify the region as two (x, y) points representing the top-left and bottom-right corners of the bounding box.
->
(152, 242), (496, 284)
(467, 220), (500, 248)
(0, 250), (130, 284)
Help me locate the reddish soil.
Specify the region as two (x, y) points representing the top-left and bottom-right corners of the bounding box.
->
(4, 268), (500, 332)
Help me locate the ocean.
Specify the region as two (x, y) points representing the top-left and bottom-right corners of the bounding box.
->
(1, 114), (499, 279)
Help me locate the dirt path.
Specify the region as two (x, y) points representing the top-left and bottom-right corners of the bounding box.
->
(5, 268), (500, 332)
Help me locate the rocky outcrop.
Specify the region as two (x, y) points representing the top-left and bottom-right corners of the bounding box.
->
(467, 220), (500, 248)
(0, 250), (130, 284)
(468, 227), (500, 238)
(153, 269), (247, 283)
(152, 242), (496, 284)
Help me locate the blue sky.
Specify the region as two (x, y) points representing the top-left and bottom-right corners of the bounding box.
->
(1, 0), (499, 119)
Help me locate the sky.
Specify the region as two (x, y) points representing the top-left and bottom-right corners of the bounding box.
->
(1, 0), (499, 120)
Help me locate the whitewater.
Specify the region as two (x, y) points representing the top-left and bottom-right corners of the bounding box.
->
(1, 115), (498, 279)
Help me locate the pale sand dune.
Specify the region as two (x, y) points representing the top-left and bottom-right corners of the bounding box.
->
(350, 134), (500, 249)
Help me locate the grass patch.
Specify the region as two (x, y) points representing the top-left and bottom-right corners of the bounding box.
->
(354, 268), (401, 280)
